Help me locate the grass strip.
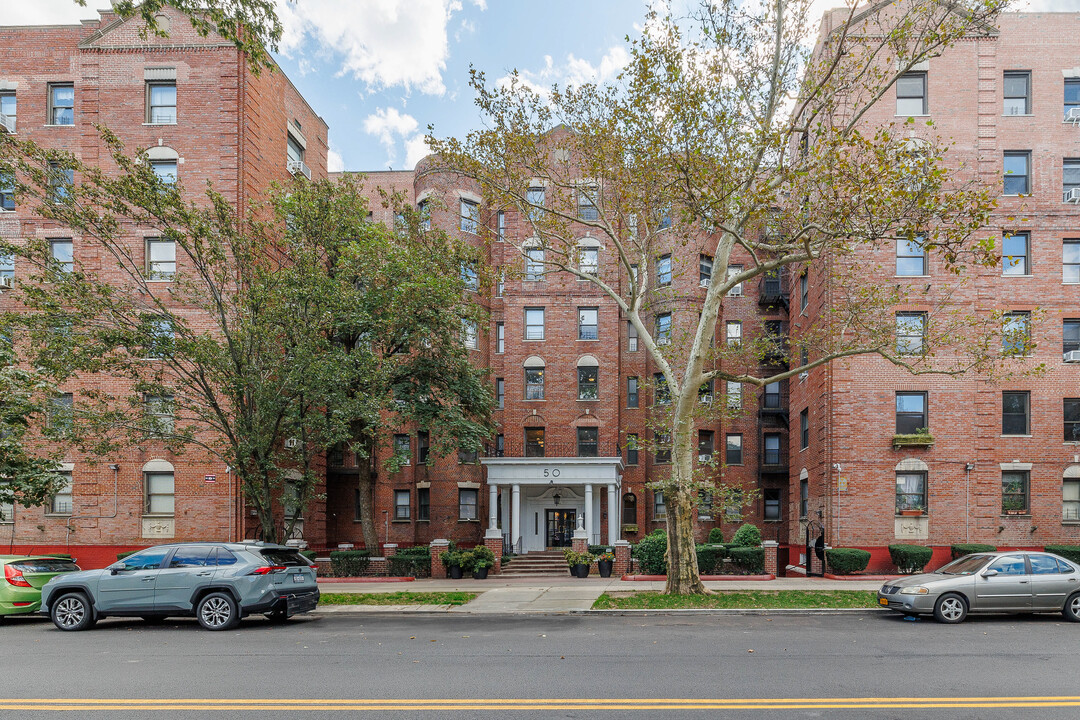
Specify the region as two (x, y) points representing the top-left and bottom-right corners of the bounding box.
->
(319, 591), (477, 607)
(592, 590), (879, 610)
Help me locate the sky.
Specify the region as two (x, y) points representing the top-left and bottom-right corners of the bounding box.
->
(5, 0), (1075, 173)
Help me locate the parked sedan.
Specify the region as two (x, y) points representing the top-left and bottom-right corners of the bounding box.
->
(1, 555), (82, 618)
(878, 551), (1080, 623)
(40, 541), (318, 631)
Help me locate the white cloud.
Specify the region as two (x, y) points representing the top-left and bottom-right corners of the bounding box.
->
(363, 108), (420, 166)
(496, 46), (631, 96)
(404, 134), (433, 169)
(2, 0), (112, 25)
(327, 147), (345, 173)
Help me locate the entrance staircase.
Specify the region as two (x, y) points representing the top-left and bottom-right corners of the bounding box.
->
(500, 551), (571, 577)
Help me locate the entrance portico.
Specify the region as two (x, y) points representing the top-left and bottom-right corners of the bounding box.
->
(482, 456), (623, 553)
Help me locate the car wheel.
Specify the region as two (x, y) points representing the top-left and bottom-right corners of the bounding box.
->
(51, 592), (95, 631)
(933, 593), (968, 624)
(1063, 593), (1080, 622)
(196, 592), (239, 631)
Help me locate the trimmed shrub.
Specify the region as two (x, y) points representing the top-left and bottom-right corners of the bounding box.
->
(300, 550), (317, 562)
(695, 544), (726, 574)
(588, 545), (614, 556)
(469, 545), (496, 571)
(633, 529), (668, 575)
(950, 543), (996, 560)
(329, 550), (371, 577)
(440, 549), (465, 569)
(1044, 545), (1080, 565)
(44, 553), (73, 560)
(728, 546), (765, 575)
(388, 546), (431, 577)
(888, 544), (933, 574)
(732, 524), (762, 547)
(826, 548), (871, 575)
(116, 550), (140, 561)
(707, 527), (725, 544)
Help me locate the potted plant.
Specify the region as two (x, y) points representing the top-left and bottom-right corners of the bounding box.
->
(574, 552), (594, 578)
(563, 549), (579, 577)
(470, 546), (496, 580)
(440, 549), (464, 580)
(596, 551), (615, 578)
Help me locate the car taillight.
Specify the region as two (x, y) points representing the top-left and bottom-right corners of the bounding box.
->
(4, 564), (32, 587)
(249, 565), (286, 575)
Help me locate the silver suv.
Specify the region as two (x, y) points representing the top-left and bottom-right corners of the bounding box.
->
(40, 541), (319, 631)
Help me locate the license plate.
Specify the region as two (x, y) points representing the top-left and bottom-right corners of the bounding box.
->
(292, 573), (305, 583)
(879, 597), (889, 606)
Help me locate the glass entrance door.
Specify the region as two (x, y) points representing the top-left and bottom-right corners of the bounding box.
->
(545, 509), (576, 548)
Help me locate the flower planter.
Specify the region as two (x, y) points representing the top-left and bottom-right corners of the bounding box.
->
(597, 559), (613, 578)
(573, 563), (590, 578)
(471, 567), (489, 580)
(892, 433), (934, 448)
(448, 565), (463, 580)
(899, 510), (925, 517)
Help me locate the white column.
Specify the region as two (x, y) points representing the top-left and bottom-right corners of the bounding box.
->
(584, 484), (594, 545)
(485, 484), (501, 539)
(511, 484), (521, 552)
(607, 484), (618, 544)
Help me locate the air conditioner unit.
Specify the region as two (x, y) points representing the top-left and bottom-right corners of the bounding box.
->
(699, 394), (713, 404)
(0, 113), (13, 134)
(698, 454), (712, 463)
(727, 285), (743, 297)
(0, 276), (12, 290)
(657, 337), (670, 346)
(1065, 350), (1080, 363)
(699, 278), (710, 288)
(1065, 188), (1080, 204)
(287, 159), (311, 180)
(799, 371), (809, 380)
(284, 437), (300, 449)
(1067, 107), (1080, 125)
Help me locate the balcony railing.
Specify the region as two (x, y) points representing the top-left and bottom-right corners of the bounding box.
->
(483, 439), (622, 459)
(758, 273), (789, 309)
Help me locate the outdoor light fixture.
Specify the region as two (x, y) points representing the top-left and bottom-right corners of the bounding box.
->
(553, 492), (561, 506)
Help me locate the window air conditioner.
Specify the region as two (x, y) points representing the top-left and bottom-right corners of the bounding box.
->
(699, 278), (710, 288)
(698, 454), (712, 463)
(1065, 350), (1080, 363)
(727, 285), (742, 297)
(0, 276), (12, 290)
(1065, 188), (1080, 204)
(284, 437), (300, 449)
(287, 159), (312, 180)
(0, 113), (12, 134)
(699, 394), (713, 404)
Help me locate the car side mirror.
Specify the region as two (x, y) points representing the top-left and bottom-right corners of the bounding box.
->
(982, 569), (998, 578)
(110, 564), (128, 575)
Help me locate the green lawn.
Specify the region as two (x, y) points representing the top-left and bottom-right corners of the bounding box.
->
(319, 591), (477, 606)
(592, 590), (879, 610)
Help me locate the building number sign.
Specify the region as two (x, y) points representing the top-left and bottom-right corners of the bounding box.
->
(542, 468), (561, 478)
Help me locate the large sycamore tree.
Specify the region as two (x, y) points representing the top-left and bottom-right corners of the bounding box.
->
(433, 0), (1016, 594)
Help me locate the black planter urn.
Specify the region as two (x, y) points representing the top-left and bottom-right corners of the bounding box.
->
(597, 559), (613, 578)
(448, 565), (463, 580)
(472, 567), (489, 580)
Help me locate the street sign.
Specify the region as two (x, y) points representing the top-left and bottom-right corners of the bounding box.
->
(204, 474), (217, 484)
(838, 475), (848, 491)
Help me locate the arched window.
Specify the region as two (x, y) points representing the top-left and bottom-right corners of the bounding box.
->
(524, 355), (545, 400)
(142, 459), (175, 516)
(622, 492), (637, 525)
(576, 355), (598, 400)
(1064, 465), (1080, 522)
(145, 146), (179, 185)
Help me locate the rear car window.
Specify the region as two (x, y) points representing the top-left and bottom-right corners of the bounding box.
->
(259, 549), (307, 567)
(213, 548), (237, 566)
(169, 546), (213, 568)
(11, 559), (80, 573)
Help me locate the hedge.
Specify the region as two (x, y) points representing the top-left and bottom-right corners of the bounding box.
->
(329, 550), (371, 577)
(44, 553), (73, 560)
(300, 550), (317, 562)
(825, 548), (871, 575)
(588, 545), (614, 556)
(732, 524), (762, 547)
(695, 544), (726, 574)
(1044, 545), (1080, 565)
(950, 543), (996, 559)
(388, 554), (430, 577)
(728, 546), (765, 575)
(888, 544), (933, 574)
(707, 527), (725, 544)
(633, 530), (668, 575)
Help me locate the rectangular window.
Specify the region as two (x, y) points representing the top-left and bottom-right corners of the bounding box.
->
(146, 238), (176, 280)
(460, 199), (479, 234)
(495, 268), (504, 297)
(458, 447), (479, 465)
(525, 427), (545, 457)
(799, 273), (808, 311)
(287, 134), (304, 165)
(1004, 151), (1030, 195)
(418, 200), (431, 231)
(0, 486), (12, 523)
(1065, 320), (1080, 354)
(50, 239), (73, 273)
(764, 488), (782, 521)
(577, 366), (598, 400)
(726, 381), (742, 410)
(0, 91), (16, 133)
(525, 367), (544, 400)
(1002, 311), (1031, 356)
(654, 490), (666, 519)
(655, 313), (671, 345)
(763, 433), (782, 465)
(800, 479), (809, 518)
(0, 252), (13, 278)
(800, 408), (809, 449)
(1066, 78), (1080, 120)
(1066, 399), (1080, 443)
(1065, 240), (1080, 284)
(656, 254), (672, 286)
(1003, 71), (1031, 115)
(655, 433), (671, 464)
(50, 393), (74, 433)
(577, 245), (598, 276)
(725, 434), (743, 465)
(626, 434), (638, 466)
(726, 264), (743, 296)
(524, 307), (545, 340)
(496, 211), (505, 241)
(697, 430), (714, 460)
(1002, 232), (1030, 275)
(151, 159), (177, 185)
(47, 162), (73, 201)
(654, 372), (670, 405)
(896, 236), (927, 276)
(1002, 391), (1030, 436)
(627, 376), (639, 408)
(461, 263), (478, 291)
(699, 379), (714, 403)
(628, 322), (638, 352)
(761, 382), (781, 410)
(577, 186), (598, 221)
(394, 490), (410, 520)
(462, 320), (478, 350)
(50, 471), (73, 515)
(393, 434), (410, 465)
(1065, 478), (1080, 523)
(496, 378), (504, 409)
(896, 472), (927, 514)
(698, 490), (713, 519)
(896, 391), (928, 434)
(458, 489), (478, 520)
(144, 471), (174, 516)
(725, 490), (743, 521)
(48, 83), (74, 125)
(577, 427), (598, 457)
(146, 81), (177, 124)
(495, 434), (504, 457)
(418, 488), (430, 521)
(896, 72), (927, 116)
(896, 312), (927, 355)
(417, 430), (429, 465)
(495, 322), (504, 353)
(699, 254), (713, 286)
(526, 186), (545, 221)
(1063, 159), (1080, 202)
(1002, 471), (1029, 515)
(0, 170), (14, 212)
(144, 394), (174, 435)
(578, 307), (598, 340)
(725, 321), (741, 347)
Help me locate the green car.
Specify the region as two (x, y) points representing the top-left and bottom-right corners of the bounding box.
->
(1, 556), (82, 618)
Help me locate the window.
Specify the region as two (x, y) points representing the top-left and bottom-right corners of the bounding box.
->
(699, 379), (714, 403)
(628, 322), (638, 352)
(626, 434), (638, 466)
(495, 268), (504, 297)
(461, 263), (478, 291)
(0, 485), (11, 523)
(1002, 471), (1029, 514)
(458, 489), (478, 520)
(699, 255), (713, 286)
(800, 479), (809, 518)
(145, 316), (174, 359)
(1065, 477), (1080, 522)
(800, 408), (809, 449)
(524, 247), (544, 281)
(524, 307), (545, 340)
(577, 186), (598, 221)
(1002, 232), (1030, 275)
(1002, 391), (1030, 436)
(525, 427), (545, 457)
(1065, 240), (1080, 284)
(50, 471), (73, 515)
(896, 236), (927, 276)
(460, 199), (479, 234)
(725, 489), (743, 520)
(578, 308), (598, 340)
(146, 238), (175, 280)
(144, 471), (174, 516)
(622, 492), (637, 524)
(146, 81), (176, 124)
(799, 273), (808, 311)
(47, 162), (73, 201)
(1002, 311), (1031, 356)
(497, 211), (505, 241)
(394, 490), (410, 520)
(655, 433), (671, 464)
(462, 320), (478, 350)
(577, 245), (598, 276)
(50, 393), (73, 433)
(525, 367), (544, 400)
(653, 490), (666, 519)
(726, 264), (743, 296)
(698, 490), (714, 519)
(726, 381), (742, 410)
(895, 391), (928, 434)
(725, 434), (742, 465)
(1065, 320), (1080, 353)
(458, 447), (479, 464)
(697, 430), (714, 460)
(725, 321), (741, 347)
(655, 313), (671, 345)
(151, 159), (177, 185)
(393, 434), (410, 465)
(417, 200), (431, 231)
(656, 254), (672, 286)
(0, 252), (13, 278)
(287, 134), (304, 165)
(283, 480), (302, 520)
(0, 91), (16, 133)
(1066, 78), (1080, 120)
(896, 72), (927, 116)
(577, 366), (598, 400)
(764, 488), (782, 521)
(896, 472), (927, 514)
(1003, 71), (1031, 115)
(627, 377), (639, 408)
(0, 170), (14, 212)
(577, 427), (598, 457)
(763, 433), (782, 465)
(1064, 159), (1080, 202)
(417, 431), (429, 465)
(1004, 151), (1030, 195)
(418, 488), (430, 521)
(896, 312), (927, 355)
(496, 322), (504, 353)
(48, 84), (74, 125)
(496, 378), (504, 409)
(526, 186), (545, 221)
(144, 394), (174, 435)
(50, 239), (73, 273)
(654, 372), (670, 405)
(1066, 399), (1080, 442)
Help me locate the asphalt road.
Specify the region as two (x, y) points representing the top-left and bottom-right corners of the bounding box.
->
(3, 610), (1080, 719)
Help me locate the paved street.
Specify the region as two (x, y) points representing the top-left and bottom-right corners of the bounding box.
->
(4, 610), (1080, 718)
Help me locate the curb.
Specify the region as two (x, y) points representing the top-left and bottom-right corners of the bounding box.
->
(570, 607), (887, 616)
(823, 573), (901, 581)
(318, 577), (416, 584)
(621, 574), (775, 582)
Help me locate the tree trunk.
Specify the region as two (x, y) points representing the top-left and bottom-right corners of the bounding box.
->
(356, 457), (379, 552)
(664, 423), (709, 595)
(252, 475), (279, 544)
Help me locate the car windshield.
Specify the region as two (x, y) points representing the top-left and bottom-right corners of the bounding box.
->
(10, 559), (79, 573)
(936, 554), (991, 575)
